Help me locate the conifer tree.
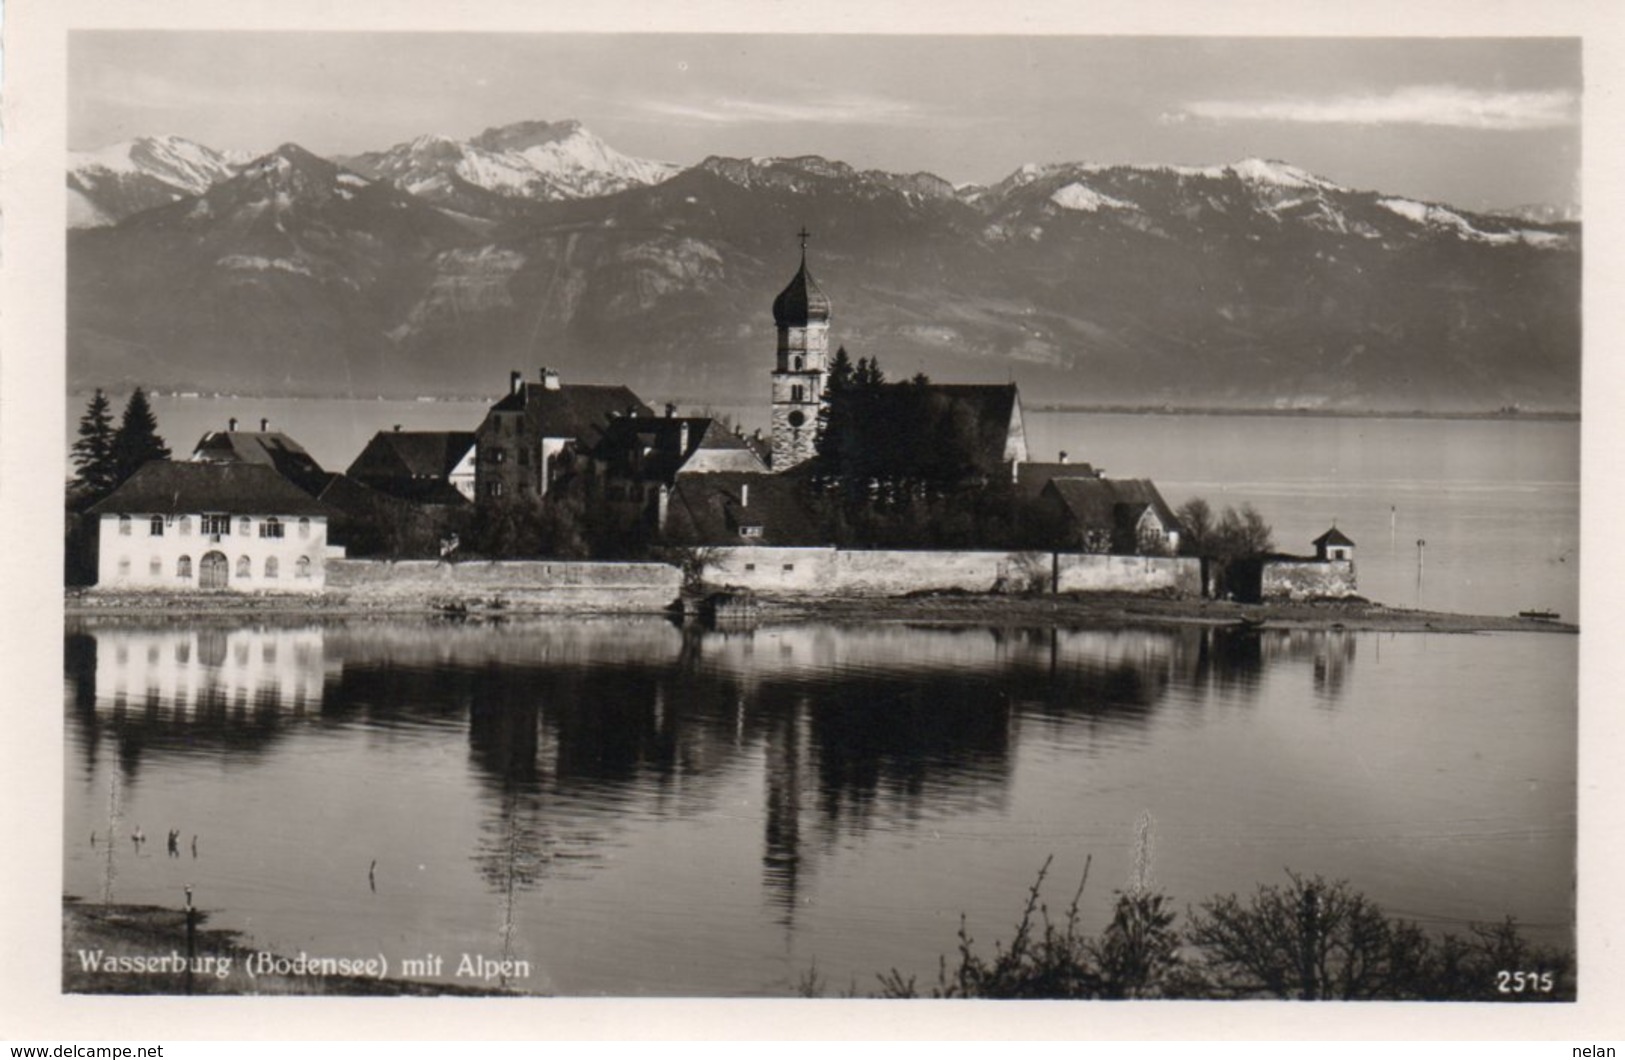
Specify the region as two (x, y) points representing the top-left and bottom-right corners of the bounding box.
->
(111, 387), (171, 484)
(827, 346), (855, 394)
(71, 388), (119, 500)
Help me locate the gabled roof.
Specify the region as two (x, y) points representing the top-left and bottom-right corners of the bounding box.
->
(190, 430), (328, 495)
(1016, 461), (1099, 498)
(1313, 527), (1355, 548)
(597, 416), (767, 482)
(1042, 477), (1181, 537)
(665, 472), (821, 547)
(87, 461), (330, 517)
(348, 430), (475, 482)
(486, 382), (652, 445)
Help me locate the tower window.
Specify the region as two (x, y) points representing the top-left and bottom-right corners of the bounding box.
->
(793, 356), (803, 371)
(791, 385), (805, 402)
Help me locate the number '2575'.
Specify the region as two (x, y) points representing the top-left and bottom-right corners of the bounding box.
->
(1496, 970), (1555, 993)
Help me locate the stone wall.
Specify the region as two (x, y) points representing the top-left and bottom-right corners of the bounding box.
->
(1055, 553), (1201, 595)
(703, 547), (1199, 597)
(1260, 559), (1358, 601)
(327, 558), (682, 611)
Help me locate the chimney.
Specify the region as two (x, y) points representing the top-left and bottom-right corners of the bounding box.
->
(260, 418), (269, 432)
(678, 421), (690, 453)
(657, 484), (670, 530)
(393, 424), (402, 432)
(665, 402), (677, 419)
(752, 428), (763, 442)
(740, 483), (750, 509)
(228, 417), (238, 432)
(1058, 450), (1068, 464)
(509, 370), (523, 396)
(627, 405), (639, 419)
(540, 367), (561, 391)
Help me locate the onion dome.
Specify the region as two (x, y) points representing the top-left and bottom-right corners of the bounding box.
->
(772, 253), (832, 328)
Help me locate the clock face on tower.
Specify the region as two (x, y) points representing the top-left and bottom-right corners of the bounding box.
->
(787, 410), (806, 427)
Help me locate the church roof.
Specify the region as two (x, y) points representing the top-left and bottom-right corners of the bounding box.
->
(772, 257), (832, 328)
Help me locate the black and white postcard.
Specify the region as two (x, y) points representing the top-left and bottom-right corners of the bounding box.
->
(3, 0), (1621, 1045)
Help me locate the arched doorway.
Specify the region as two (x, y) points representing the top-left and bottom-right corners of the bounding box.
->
(200, 550), (229, 590)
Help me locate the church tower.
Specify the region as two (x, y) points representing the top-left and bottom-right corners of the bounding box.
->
(769, 229), (831, 471)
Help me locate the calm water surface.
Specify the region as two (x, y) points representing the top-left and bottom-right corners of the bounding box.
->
(64, 617), (1575, 996)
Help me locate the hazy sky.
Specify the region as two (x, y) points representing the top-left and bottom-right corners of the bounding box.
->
(70, 32), (1581, 210)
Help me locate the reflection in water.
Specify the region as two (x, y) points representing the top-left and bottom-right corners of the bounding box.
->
(65, 616), (1392, 991)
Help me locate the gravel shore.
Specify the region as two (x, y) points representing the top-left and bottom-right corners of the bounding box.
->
(64, 587), (1576, 634)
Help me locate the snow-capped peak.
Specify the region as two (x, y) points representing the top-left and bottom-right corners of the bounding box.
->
(1226, 158), (1344, 192)
(70, 134), (243, 196)
(348, 119), (678, 204)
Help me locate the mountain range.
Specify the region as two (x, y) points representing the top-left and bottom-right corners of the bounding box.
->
(67, 121), (1581, 411)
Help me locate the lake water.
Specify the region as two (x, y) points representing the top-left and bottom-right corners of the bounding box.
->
(72, 396), (1580, 619)
(64, 617), (1575, 997)
(62, 398), (1580, 995)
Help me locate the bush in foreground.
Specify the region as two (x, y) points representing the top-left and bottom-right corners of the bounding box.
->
(818, 862), (1572, 1001)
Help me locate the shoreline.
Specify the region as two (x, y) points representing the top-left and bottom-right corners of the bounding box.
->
(64, 588), (1577, 635)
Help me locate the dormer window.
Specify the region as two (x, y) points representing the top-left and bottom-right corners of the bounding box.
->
(739, 525), (764, 539)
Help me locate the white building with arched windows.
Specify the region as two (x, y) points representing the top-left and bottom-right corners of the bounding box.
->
(86, 461), (333, 593)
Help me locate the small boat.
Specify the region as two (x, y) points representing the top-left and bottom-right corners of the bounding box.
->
(1518, 609), (1560, 621)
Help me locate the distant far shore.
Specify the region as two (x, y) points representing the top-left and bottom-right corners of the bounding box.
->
(1025, 404), (1580, 422)
(63, 588), (1576, 635)
(64, 388), (1580, 422)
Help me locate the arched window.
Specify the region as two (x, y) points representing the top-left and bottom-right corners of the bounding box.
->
(236, 556), (252, 578)
(177, 555), (193, 578)
(260, 516), (283, 539)
(150, 516), (164, 536)
(264, 556), (279, 579)
(149, 557), (162, 577)
(118, 515), (131, 536)
(239, 516), (252, 536)
(295, 556), (312, 579)
(298, 517), (311, 539)
(791, 385), (805, 403)
(178, 516), (192, 536)
(793, 355), (804, 371)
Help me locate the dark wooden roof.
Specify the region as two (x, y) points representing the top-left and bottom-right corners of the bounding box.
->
(88, 461), (331, 517)
(665, 472), (821, 546)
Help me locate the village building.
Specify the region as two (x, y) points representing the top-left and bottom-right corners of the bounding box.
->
(1036, 476), (1182, 555)
(1313, 527), (1356, 562)
(86, 461), (334, 592)
(347, 428), (476, 505)
(475, 368), (651, 502)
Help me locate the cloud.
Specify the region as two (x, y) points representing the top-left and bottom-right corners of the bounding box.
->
(627, 94), (930, 127)
(1174, 85), (1577, 131)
